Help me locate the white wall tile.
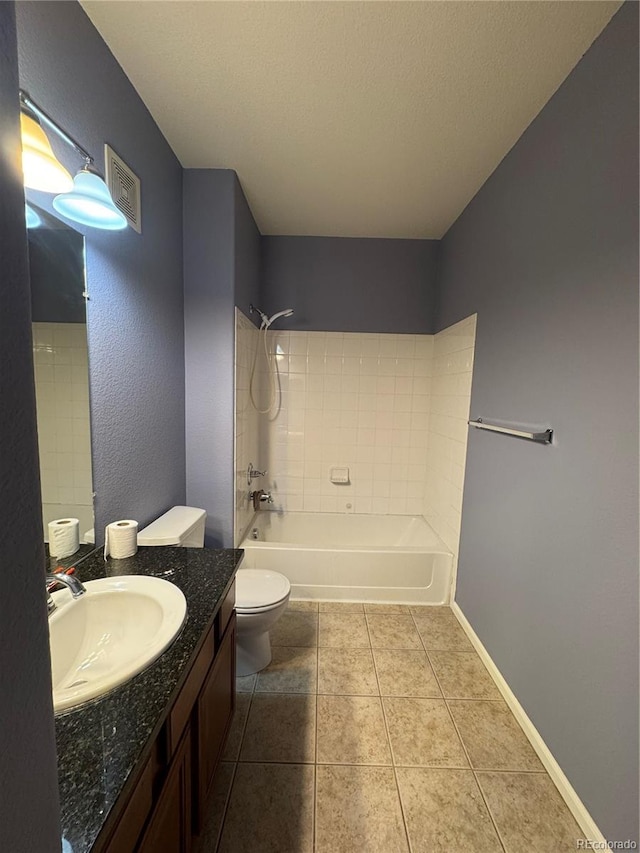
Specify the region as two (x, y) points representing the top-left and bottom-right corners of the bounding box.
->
(33, 322), (94, 537)
(234, 310), (262, 544)
(423, 314), (477, 588)
(248, 330), (436, 516)
(233, 316), (477, 583)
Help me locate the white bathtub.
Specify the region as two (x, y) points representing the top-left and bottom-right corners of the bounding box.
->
(239, 512), (453, 605)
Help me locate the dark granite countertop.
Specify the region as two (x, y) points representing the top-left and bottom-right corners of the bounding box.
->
(55, 546), (242, 853)
(46, 542), (95, 572)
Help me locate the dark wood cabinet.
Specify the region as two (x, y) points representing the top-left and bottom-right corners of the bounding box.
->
(194, 616), (235, 832)
(96, 580), (236, 853)
(137, 726), (192, 853)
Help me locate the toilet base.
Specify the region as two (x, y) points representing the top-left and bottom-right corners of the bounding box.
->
(236, 629), (272, 676)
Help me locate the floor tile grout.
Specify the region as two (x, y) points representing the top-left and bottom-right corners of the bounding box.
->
(213, 760), (238, 853)
(369, 611), (414, 853)
(312, 626), (318, 850)
(220, 605), (575, 852)
(425, 635), (509, 853)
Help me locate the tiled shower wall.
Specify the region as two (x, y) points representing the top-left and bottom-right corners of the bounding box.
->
(233, 311), (477, 573)
(32, 322), (94, 539)
(423, 315), (477, 575)
(260, 331), (434, 515)
(234, 310), (260, 544)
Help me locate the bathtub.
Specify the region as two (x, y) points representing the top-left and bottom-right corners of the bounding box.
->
(239, 512), (453, 605)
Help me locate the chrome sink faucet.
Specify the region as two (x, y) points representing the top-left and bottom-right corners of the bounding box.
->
(46, 572), (86, 616)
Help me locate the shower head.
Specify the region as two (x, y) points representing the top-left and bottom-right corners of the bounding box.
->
(249, 304), (294, 329)
(266, 308), (294, 328)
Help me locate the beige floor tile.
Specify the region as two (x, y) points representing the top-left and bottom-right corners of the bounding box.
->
(240, 693), (316, 763)
(412, 608), (474, 651)
(256, 646), (317, 694)
(409, 604), (451, 616)
(383, 697), (468, 767)
(317, 695), (391, 765)
(396, 767), (503, 852)
(364, 603), (411, 615)
(221, 692), (251, 761)
(318, 647), (379, 695)
(318, 612), (370, 648)
(218, 763), (314, 853)
(319, 601), (365, 612)
(271, 611), (318, 647)
(429, 651), (502, 699)
(367, 614), (423, 649)
(449, 700), (543, 771)
(236, 673), (256, 693)
(315, 765), (409, 853)
(287, 600), (319, 612)
(477, 771), (583, 853)
(373, 649), (441, 698)
(193, 762), (235, 853)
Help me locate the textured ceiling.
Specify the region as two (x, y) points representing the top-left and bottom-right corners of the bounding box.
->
(80, 1), (621, 238)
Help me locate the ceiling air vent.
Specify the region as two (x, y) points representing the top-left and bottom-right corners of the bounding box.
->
(104, 144), (141, 234)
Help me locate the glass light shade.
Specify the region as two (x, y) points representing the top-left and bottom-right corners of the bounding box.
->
(20, 113), (73, 193)
(53, 170), (128, 230)
(25, 204), (41, 229)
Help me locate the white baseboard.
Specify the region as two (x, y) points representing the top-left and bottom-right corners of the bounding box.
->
(450, 601), (606, 845)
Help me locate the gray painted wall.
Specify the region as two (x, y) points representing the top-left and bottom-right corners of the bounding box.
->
(0, 5), (61, 850)
(16, 0), (186, 540)
(184, 170), (261, 546)
(261, 236), (439, 333)
(234, 176), (262, 324)
(436, 3), (639, 842)
(184, 170), (236, 547)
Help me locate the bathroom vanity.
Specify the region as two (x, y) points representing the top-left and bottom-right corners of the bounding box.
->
(54, 546), (242, 853)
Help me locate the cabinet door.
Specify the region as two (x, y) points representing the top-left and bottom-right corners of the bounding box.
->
(137, 726), (192, 853)
(99, 737), (165, 853)
(194, 615), (236, 831)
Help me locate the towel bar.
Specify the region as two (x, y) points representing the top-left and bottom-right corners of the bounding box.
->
(468, 419), (553, 444)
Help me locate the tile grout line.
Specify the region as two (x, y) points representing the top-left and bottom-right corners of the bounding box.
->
(229, 604), (542, 850)
(215, 673), (258, 850)
(447, 714), (509, 853)
(232, 757), (503, 769)
(213, 760), (239, 853)
(235, 673), (256, 761)
(416, 611), (509, 853)
(313, 627), (319, 852)
(367, 613), (414, 853)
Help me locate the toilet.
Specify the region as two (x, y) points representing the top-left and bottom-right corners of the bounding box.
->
(138, 506), (289, 677)
(235, 569), (290, 676)
(137, 505), (207, 548)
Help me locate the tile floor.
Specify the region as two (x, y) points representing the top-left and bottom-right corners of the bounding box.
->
(195, 603), (583, 853)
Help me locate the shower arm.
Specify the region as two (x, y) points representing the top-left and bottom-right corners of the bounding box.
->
(249, 304), (294, 329)
(249, 304), (270, 328)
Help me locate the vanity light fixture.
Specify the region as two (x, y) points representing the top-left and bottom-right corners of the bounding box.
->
(53, 165), (127, 230)
(25, 203), (41, 229)
(19, 90), (127, 231)
(19, 110), (73, 194)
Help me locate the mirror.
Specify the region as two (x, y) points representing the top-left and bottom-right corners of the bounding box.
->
(27, 203), (95, 564)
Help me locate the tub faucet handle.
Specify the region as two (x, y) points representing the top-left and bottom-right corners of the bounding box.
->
(247, 462), (267, 485)
(250, 489), (273, 511)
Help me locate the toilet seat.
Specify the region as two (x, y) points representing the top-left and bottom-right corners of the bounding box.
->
(236, 569), (290, 613)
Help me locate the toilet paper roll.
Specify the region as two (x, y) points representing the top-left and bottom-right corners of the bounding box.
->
(48, 518), (80, 559)
(104, 520), (138, 560)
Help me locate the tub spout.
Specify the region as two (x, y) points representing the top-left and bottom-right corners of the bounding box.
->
(251, 490), (273, 511)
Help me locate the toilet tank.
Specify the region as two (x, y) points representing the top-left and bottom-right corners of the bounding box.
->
(137, 506), (206, 548)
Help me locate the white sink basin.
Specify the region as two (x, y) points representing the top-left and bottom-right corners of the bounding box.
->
(49, 575), (187, 713)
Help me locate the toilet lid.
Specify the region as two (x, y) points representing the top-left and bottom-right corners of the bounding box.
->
(236, 569), (290, 610)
